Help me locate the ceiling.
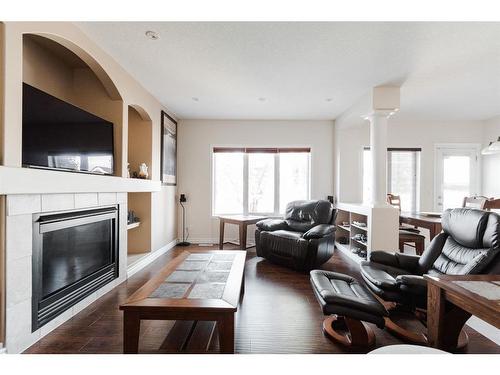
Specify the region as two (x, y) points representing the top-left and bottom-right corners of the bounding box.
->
(77, 22), (500, 121)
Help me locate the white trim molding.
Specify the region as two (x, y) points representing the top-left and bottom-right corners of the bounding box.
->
(127, 239), (178, 278)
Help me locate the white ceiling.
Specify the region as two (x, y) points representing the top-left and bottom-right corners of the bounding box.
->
(77, 22), (500, 121)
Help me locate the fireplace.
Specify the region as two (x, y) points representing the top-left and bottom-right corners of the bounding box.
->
(32, 206), (119, 331)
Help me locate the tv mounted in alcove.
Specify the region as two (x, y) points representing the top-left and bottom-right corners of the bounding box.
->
(22, 83), (115, 175)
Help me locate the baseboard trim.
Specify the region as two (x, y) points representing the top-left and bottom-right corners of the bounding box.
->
(127, 239), (178, 278)
(187, 238), (256, 247)
(187, 237), (218, 244)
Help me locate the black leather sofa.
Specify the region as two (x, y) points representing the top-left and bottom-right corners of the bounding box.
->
(255, 200), (336, 271)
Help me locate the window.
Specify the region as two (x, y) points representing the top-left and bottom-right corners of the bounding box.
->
(248, 152), (275, 213)
(279, 152), (310, 213)
(213, 147), (311, 215)
(213, 151), (244, 215)
(363, 148), (421, 212)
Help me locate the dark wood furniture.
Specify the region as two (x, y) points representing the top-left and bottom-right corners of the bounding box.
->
(400, 212), (443, 240)
(398, 231), (425, 255)
(484, 198), (500, 210)
(120, 250), (246, 354)
(218, 215), (267, 250)
(387, 194), (425, 255)
(25, 244), (500, 354)
(424, 274), (500, 351)
(462, 195), (490, 209)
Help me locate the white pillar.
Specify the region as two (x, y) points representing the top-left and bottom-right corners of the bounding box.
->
(365, 110), (395, 207)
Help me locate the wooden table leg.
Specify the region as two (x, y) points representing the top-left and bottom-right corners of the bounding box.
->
(218, 313), (235, 354)
(123, 311), (141, 354)
(240, 275), (245, 299)
(427, 283), (445, 349)
(441, 306), (471, 351)
(219, 219), (225, 250)
(429, 223), (442, 240)
(239, 223), (247, 250)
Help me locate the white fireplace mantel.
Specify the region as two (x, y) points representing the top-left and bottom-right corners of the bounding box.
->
(0, 166), (161, 195)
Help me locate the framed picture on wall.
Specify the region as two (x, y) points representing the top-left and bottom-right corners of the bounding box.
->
(161, 111), (177, 186)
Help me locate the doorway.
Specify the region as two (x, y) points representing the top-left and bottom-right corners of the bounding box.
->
(434, 144), (480, 211)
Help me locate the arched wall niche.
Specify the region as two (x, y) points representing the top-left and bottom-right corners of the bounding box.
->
(129, 104), (152, 122)
(128, 104), (153, 178)
(22, 33), (125, 176)
(24, 32), (122, 100)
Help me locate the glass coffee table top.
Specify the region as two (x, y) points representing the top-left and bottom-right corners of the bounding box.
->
(149, 253), (236, 300)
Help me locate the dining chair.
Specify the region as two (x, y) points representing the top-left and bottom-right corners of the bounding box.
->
(484, 198), (500, 211)
(462, 196), (490, 209)
(387, 194), (425, 255)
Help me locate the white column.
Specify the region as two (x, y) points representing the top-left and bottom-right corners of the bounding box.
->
(365, 110), (394, 207)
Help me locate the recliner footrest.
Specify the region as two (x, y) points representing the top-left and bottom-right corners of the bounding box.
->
(310, 270), (389, 348)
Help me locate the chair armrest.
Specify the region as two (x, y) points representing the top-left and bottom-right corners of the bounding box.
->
(303, 224), (335, 239)
(368, 251), (421, 272)
(396, 275), (427, 295)
(256, 219), (288, 232)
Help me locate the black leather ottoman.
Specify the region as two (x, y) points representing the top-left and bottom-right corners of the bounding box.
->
(310, 270), (389, 348)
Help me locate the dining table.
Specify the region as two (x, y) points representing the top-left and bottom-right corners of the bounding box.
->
(399, 211), (443, 240)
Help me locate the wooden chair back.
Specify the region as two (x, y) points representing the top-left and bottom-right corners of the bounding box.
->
(484, 198), (500, 211)
(462, 196), (490, 210)
(387, 194), (401, 211)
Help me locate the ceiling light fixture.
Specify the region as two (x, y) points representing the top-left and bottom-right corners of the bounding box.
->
(481, 136), (500, 155)
(145, 31), (159, 40)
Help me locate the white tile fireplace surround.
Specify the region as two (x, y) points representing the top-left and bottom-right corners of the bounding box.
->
(5, 192), (128, 354)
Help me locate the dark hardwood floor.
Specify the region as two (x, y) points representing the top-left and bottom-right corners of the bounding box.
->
(25, 244), (499, 354)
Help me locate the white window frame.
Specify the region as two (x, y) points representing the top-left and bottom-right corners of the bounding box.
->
(387, 148), (421, 213)
(363, 147), (421, 211)
(211, 146), (312, 217)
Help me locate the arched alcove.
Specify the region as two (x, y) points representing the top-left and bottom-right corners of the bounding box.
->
(24, 32), (122, 100)
(127, 105), (152, 178)
(127, 104), (153, 263)
(22, 33), (124, 175)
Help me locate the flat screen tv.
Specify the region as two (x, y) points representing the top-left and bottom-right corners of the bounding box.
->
(22, 83), (114, 175)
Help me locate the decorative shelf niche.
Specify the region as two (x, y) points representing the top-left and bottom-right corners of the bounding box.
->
(127, 105), (152, 180)
(334, 202), (399, 265)
(127, 192), (152, 266)
(335, 209), (369, 264)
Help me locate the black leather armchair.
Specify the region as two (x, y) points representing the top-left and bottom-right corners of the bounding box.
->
(255, 200), (337, 271)
(361, 208), (500, 309)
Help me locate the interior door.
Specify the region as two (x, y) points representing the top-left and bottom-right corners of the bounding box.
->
(435, 145), (480, 211)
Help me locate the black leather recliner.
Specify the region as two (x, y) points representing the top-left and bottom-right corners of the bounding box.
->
(255, 200), (337, 271)
(361, 208), (500, 310)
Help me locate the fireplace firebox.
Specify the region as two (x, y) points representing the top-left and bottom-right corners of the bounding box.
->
(32, 206), (119, 331)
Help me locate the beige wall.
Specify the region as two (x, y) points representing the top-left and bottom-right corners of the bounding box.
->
(177, 119), (335, 243)
(335, 118), (484, 211)
(1, 22), (177, 254)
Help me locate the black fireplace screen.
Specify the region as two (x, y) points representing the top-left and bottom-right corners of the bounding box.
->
(32, 207), (118, 331)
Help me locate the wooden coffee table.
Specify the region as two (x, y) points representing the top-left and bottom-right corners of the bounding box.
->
(120, 250), (246, 353)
